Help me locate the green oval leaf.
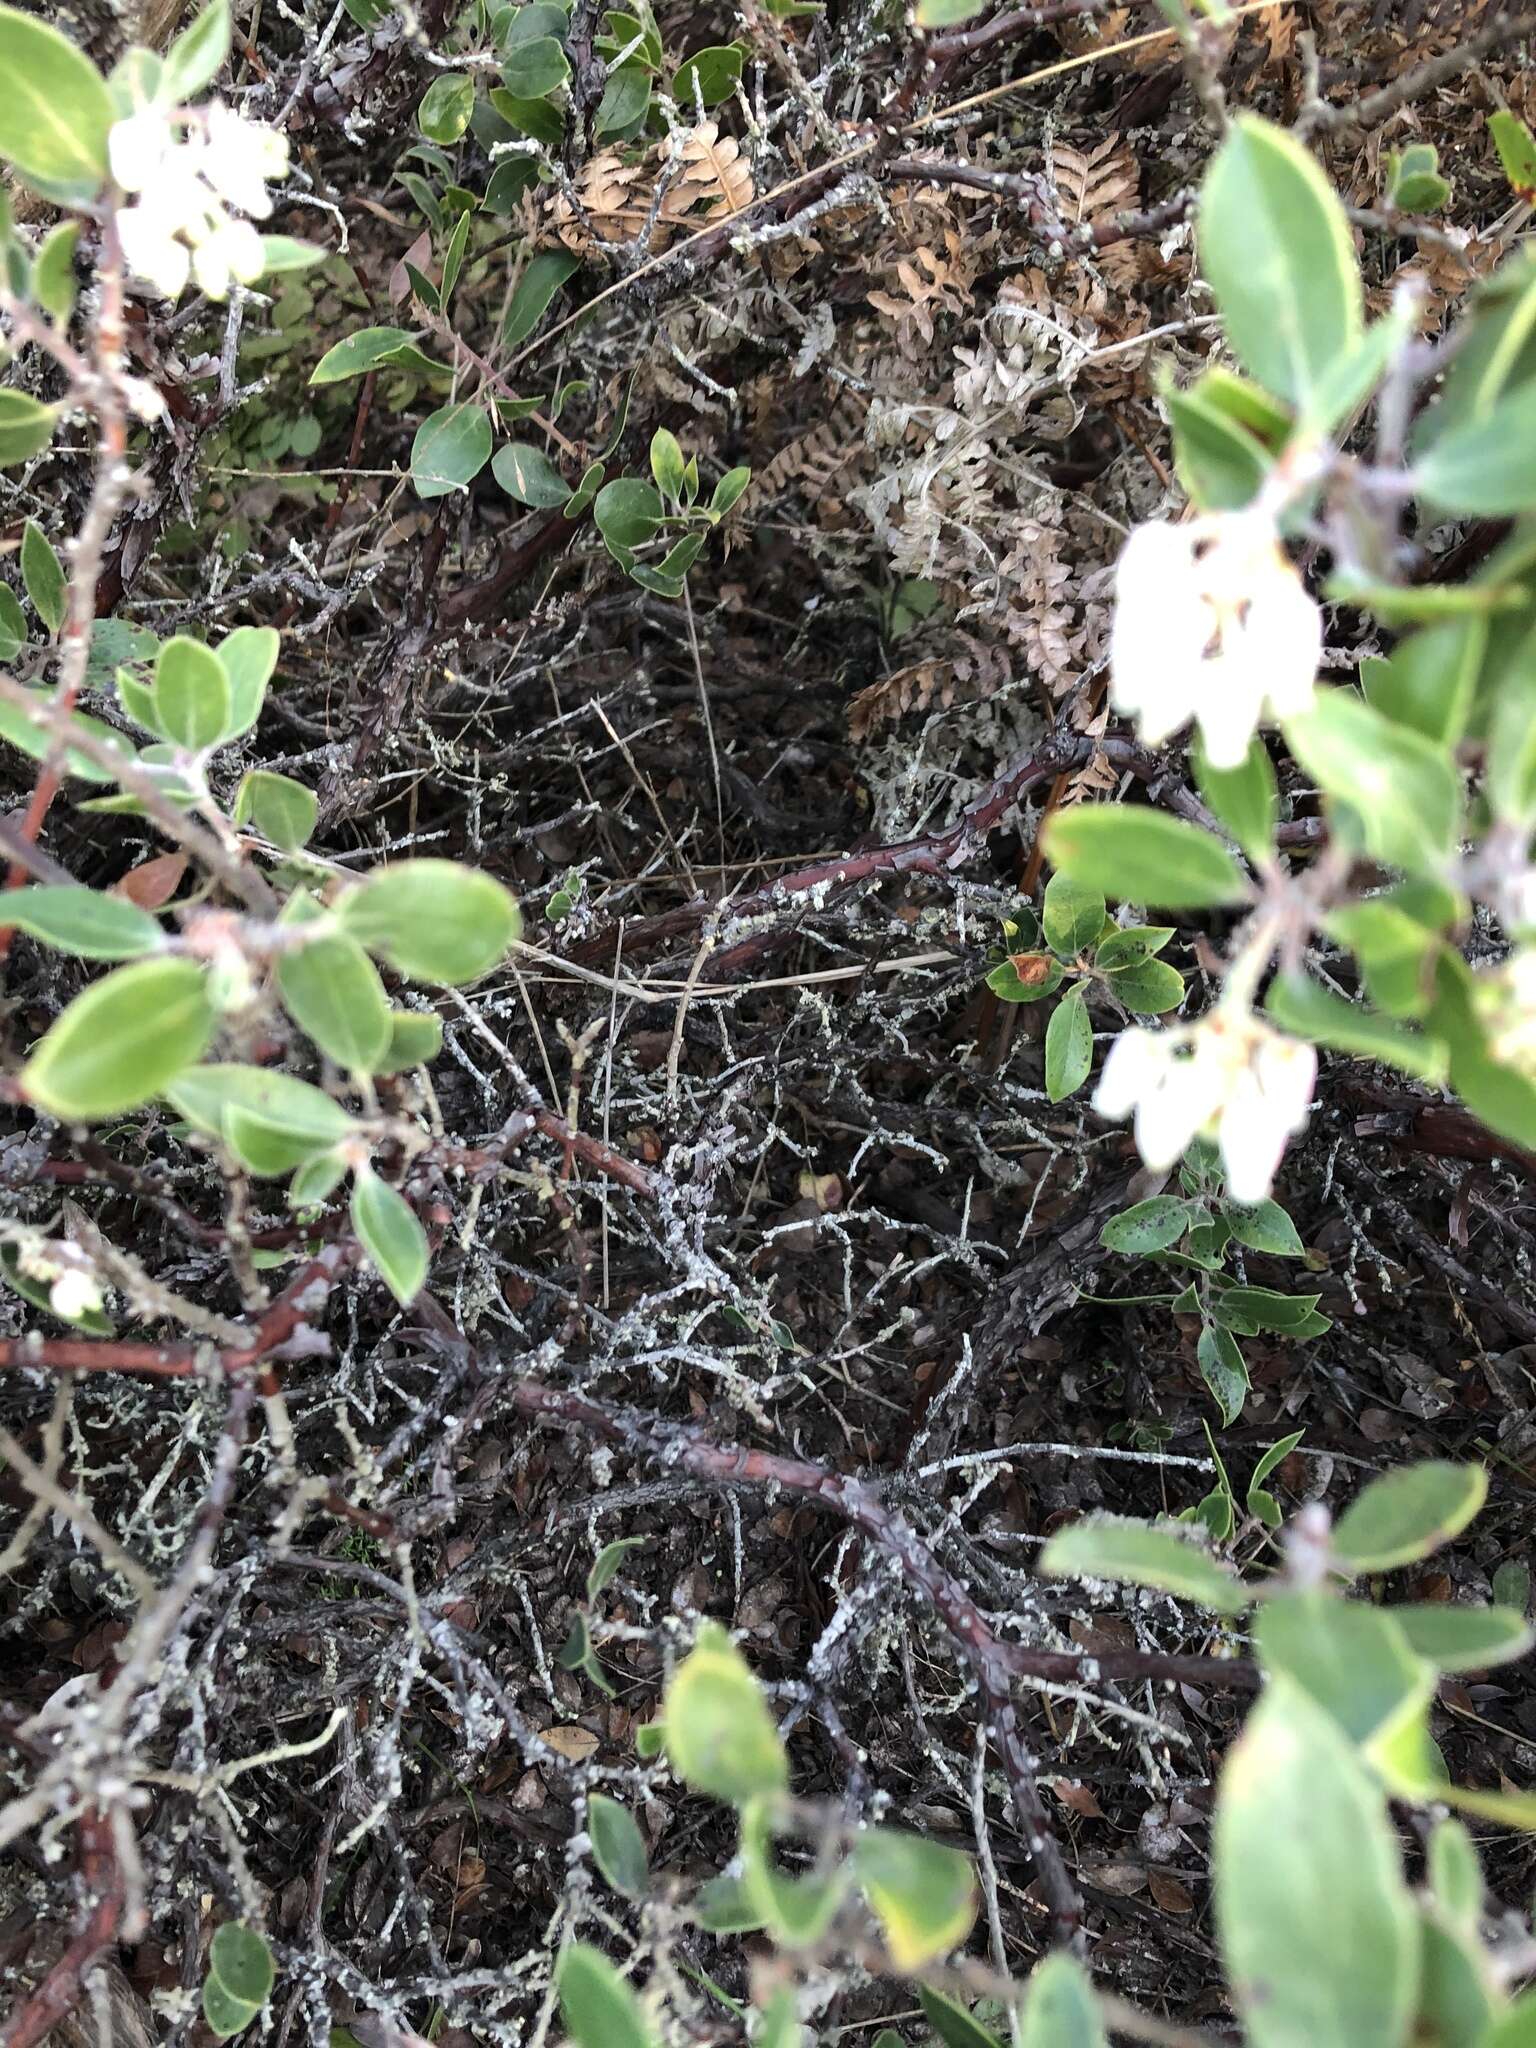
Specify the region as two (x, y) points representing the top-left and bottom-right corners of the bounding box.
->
(1105, 955), (1185, 1015)
(1198, 1323), (1249, 1426)
(503, 249), (581, 348)
(0, 390), (59, 467)
(594, 63), (650, 138)
(307, 323), (438, 385)
(1198, 114), (1363, 412)
(1490, 110), (1536, 204)
(1021, 1955), (1106, 2048)
(710, 465), (751, 518)
(350, 1172), (428, 1305)
(556, 1944), (656, 2048)
(663, 1621), (788, 1805)
(1388, 1603), (1534, 1674)
(1042, 873), (1106, 959)
(338, 859), (520, 984)
(913, 0), (986, 24)
(6, 885), (163, 960)
(208, 1924), (275, 2009)
(1333, 1462), (1488, 1575)
(587, 1794), (649, 1898)
(153, 635), (231, 750)
(1044, 807), (1249, 910)
(1215, 1676), (1419, 2048)
(218, 625), (280, 739)
(0, 689), (135, 784)
(201, 1976), (259, 2041)
(1255, 1591), (1433, 1754)
(693, 1870), (767, 1933)
(1040, 1514), (1249, 1613)
(917, 1988), (1004, 2048)
(1283, 689), (1462, 875)
(1265, 972), (1447, 1085)
(0, 584), (26, 662)
(378, 1009), (444, 1072)
(500, 33), (569, 97)
(671, 43), (743, 108)
(277, 931), (392, 1073)
(1099, 1196), (1190, 1255)
(587, 1535), (643, 1600)
(167, 1063), (356, 1168)
(1223, 1197), (1304, 1256)
(492, 440), (571, 507)
(1415, 383), (1536, 517)
(1193, 733), (1278, 862)
(234, 769), (318, 852)
(853, 1827), (977, 1971)
(594, 476), (663, 549)
(21, 519), (66, 635)
(0, 5), (113, 201)
(162, 0), (232, 100)
(23, 958), (214, 1121)
(410, 401), (492, 499)
(418, 69), (475, 143)
(1044, 987), (1091, 1102)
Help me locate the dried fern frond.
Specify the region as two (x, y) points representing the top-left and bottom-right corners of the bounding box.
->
(548, 123), (754, 252)
(1050, 135), (1139, 228)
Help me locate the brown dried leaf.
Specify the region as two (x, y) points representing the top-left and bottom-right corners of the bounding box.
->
(1052, 1778), (1105, 1820)
(1149, 1870), (1195, 1914)
(539, 1724), (600, 1762)
(112, 853), (187, 909)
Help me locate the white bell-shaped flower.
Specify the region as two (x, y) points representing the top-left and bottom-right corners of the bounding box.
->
(191, 215), (265, 300)
(1095, 1004), (1316, 1202)
(1110, 511), (1322, 769)
(109, 97), (285, 303)
(117, 197), (192, 300)
(202, 102), (288, 219)
(109, 107), (177, 193)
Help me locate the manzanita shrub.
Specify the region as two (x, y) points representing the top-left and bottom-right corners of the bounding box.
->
(1031, 115), (1536, 1215)
(0, 0), (535, 1307)
(7, 5), (1536, 2047)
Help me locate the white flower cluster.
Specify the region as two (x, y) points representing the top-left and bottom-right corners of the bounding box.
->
(1094, 1004), (1316, 1202)
(1110, 510), (1321, 769)
(110, 102), (287, 301)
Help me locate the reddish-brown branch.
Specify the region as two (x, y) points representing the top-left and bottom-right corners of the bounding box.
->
(0, 230), (130, 960)
(0, 1808), (123, 2048)
(0, 1243), (356, 1382)
(437, 507), (580, 631)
